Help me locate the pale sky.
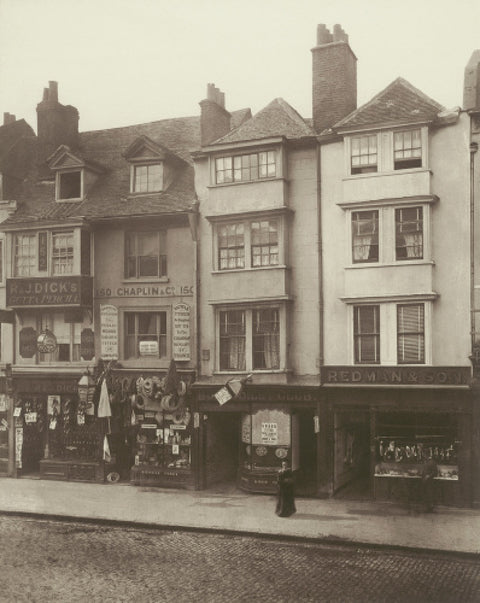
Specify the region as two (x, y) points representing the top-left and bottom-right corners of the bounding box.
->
(1, 0), (479, 134)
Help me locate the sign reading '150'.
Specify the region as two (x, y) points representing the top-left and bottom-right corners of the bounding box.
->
(95, 285), (194, 298)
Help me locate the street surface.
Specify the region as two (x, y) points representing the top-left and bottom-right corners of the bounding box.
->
(0, 515), (478, 602)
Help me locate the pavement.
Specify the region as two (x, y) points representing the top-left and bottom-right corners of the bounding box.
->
(0, 477), (479, 556)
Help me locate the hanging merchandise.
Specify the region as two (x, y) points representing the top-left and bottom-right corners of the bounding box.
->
(103, 435), (111, 462)
(98, 378), (112, 423)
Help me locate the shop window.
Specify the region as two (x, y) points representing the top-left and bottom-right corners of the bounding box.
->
(218, 223), (245, 270)
(219, 310), (246, 371)
(394, 129), (422, 170)
(124, 312), (167, 359)
(219, 307), (282, 372)
(354, 305), (380, 364)
(251, 220), (279, 267)
(132, 164), (163, 193)
(14, 233), (36, 276)
(125, 231), (167, 279)
(397, 304), (424, 364)
(52, 232), (74, 275)
(58, 170), (82, 200)
(215, 151), (276, 184)
(351, 135), (377, 174)
(395, 207), (423, 260)
(252, 308), (279, 369)
(352, 210), (379, 263)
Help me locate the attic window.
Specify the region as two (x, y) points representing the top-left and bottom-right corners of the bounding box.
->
(58, 170), (82, 200)
(394, 129), (422, 170)
(132, 164), (163, 193)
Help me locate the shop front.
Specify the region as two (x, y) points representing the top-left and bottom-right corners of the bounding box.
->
(193, 385), (319, 496)
(322, 366), (473, 507)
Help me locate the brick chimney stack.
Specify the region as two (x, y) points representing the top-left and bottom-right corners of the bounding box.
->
(311, 23), (357, 133)
(464, 50), (480, 111)
(36, 81), (79, 160)
(199, 83), (231, 146)
(3, 112), (16, 126)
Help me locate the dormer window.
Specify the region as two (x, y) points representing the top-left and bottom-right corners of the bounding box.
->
(58, 170), (82, 200)
(133, 163), (163, 193)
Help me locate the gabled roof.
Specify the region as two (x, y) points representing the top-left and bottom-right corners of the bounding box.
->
(3, 108), (248, 227)
(123, 135), (185, 165)
(334, 77), (445, 132)
(47, 145), (106, 173)
(213, 98), (315, 144)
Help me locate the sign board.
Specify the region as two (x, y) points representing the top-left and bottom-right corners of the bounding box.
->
(19, 327), (37, 359)
(100, 305), (118, 360)
(173, 303), (191, 361)
(80, 328), (95, 361)
(6, 276), (93, 307)
(139, 340), (159, 357)
(261, 422), (278, 445)
(321, 366), (471, 387)
(214, 386), (232, 406)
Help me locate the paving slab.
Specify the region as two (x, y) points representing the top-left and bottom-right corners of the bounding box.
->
(0, 478), (479, 555)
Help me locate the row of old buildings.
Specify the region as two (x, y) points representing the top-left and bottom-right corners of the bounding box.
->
(0, 24), (479, 507)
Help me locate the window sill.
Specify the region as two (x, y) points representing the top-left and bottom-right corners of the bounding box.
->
(122, 277), (169, 283)
(127, 191), (164, 198)
(55, 197), (84, 203)
(207, 177), (285, 188)
(213, 369), (289, 375)
(345, 260), (434, 269)
(212, 265), (287, 275)
(343, 167), (431, 181)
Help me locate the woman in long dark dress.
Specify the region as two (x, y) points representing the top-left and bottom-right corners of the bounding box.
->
(276, 461), (296, 517)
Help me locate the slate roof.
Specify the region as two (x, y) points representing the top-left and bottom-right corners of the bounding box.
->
(213, 98), (315, 144)
(2, 108), (250, 227)
(334, 77), (445, 131)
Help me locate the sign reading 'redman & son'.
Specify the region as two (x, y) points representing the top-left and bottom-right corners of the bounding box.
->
(6, 276), (93, 307)
(322, 366), (471, 386)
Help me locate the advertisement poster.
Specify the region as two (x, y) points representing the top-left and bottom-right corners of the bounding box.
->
(100, 304), (119, 360)
(173, 303), (191, 361)
(261, 422), (278, 445)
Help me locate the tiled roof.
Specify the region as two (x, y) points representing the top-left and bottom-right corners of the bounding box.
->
(334, 77), (444, 131)
(213, 98), (315, 144)
(2, 108), (249, 227)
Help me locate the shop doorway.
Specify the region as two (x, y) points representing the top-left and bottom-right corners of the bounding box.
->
(204, 411), (240, 491)
(296, 410), (317, 496)
(333, 410), (371, 500)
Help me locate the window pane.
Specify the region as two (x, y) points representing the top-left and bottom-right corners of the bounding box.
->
(125, 232), (166, 278)
(351, 135), (378, 174)
(124, 312), (167, 359)
(394, 129), (422, 169)
(59, 171), (81, 199)
(218, 223), (245, 270)
(52, 232), (74, 275)
(251, 220), (279, 267)
(14, 234), (36, 276)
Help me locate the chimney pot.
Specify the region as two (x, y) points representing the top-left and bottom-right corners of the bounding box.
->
(317, 24), (333, 45)
(48, 81), (59, 103)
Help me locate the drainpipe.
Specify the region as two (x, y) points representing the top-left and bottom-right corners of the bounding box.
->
(470, 138), (478, 350)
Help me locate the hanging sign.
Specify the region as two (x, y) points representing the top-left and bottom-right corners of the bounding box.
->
(37, 330), (57, 354)
(100, 304), (118, 360)
(19, 327), (37, 359)
(173, 303), (191, 361)
(214, 386), (232, 406)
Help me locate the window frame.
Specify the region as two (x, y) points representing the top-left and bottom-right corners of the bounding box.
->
(351, 210), (379, 264)
(350, 134), (378, 175)
(393, 128), (422, 170)
(13, 233), (37, 277)
(56, 169), (83, 202)
(124, 230), (167, 280)
(395, 206), (423, 261)
(397, 303), (425, 364)
(51, 231), (74, 275)
(353, 305), (381, 364)
(36, 311), (87, 364)
(215, 218), (282, 272)
(214, 150), (277, 185)
(131, 163), (164, 194)
(216, 305), (284, 373)
(123, 310), (168, 361)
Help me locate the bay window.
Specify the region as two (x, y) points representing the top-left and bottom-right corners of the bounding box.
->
(352, 211), (379, 263)
(395, 207), (423, 260)
(217, 218), (280, 271)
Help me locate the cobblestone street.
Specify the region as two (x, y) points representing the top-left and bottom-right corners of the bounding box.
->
(0, 515), (479, 602)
